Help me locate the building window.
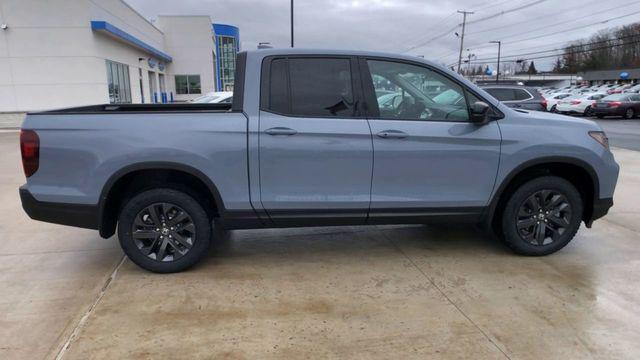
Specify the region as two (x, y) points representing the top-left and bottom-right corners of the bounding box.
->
(105, 60), (131, 104)
(216, 35), (237, 91)
(175, 75), (201, 95)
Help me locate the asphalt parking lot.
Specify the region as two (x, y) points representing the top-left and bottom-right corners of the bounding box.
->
(1, 126), (640, 359)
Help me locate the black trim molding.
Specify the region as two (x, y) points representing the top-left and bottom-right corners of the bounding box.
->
(20, 186), (100, 230)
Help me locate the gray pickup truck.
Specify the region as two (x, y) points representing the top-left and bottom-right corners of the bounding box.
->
(20, 49), (619, 273)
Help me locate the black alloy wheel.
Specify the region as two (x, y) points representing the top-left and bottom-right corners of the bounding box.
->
(515, 190), (571, 246)
(501, 176), (583, 256)
(118, 188), (212, 273)
(131, 202), (196, 262)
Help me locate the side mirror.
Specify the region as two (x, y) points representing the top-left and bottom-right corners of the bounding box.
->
(470, 101), (491, 124)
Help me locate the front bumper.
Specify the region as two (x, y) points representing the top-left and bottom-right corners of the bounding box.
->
(19, 186), (100, 230)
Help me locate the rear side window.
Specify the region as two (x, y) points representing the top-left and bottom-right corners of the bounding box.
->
(514, 89), (533, 100)
(261, 57), (356, 117)
(268, 59), (288, 114)
(485, 88), (515, 101)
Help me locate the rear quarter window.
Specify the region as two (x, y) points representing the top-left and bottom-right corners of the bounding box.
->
(485, 88), (516, 101)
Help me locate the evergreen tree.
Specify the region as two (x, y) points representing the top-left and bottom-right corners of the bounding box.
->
(527, 61), (538, 75)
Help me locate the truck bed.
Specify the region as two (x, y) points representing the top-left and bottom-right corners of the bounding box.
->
(29, 103), (234, 114)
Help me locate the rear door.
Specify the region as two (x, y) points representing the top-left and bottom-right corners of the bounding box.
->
(258, 56), (373, 225)
(361, 58), (501, 221)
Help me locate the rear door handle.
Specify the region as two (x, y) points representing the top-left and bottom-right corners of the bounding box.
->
(376, 130), (408, 139)
(265, 127), (298, 136)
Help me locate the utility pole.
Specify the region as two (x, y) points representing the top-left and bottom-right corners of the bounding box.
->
(490, 40), (501, 84)
(290, 0), (294, 47)
(456, 10), (473, 74)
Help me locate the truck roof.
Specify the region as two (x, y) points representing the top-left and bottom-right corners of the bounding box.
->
(246, 48), (445, 70)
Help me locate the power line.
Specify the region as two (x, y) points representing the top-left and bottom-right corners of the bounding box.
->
(457, 38), (640, 66)
(471, 4), (640, 42)
(461, 10), (640, 54)
(466, 0), (620, 36)
(470, 33), (640, 62)
(465, 0), (549, 25)
(471, 0), (518, 12)
(399, 11), (458, 52)
(403, 0), (549, 53)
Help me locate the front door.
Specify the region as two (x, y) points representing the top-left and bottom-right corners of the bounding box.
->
(258, 56), (373, 226)
(361, 58), (501, 220)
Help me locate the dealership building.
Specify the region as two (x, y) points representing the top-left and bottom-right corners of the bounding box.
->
(0, 0), (240, 112)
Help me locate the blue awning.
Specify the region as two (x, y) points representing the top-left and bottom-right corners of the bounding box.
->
(90, 21), (172, 62)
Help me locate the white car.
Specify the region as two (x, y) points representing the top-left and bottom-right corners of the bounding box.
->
(556, 93), (607, 116)
(189, 91), (233, 104)
(546, 92), (572, 112)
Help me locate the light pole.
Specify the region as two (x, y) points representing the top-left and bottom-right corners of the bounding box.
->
(489, 41), (501, 84)
(290, 0), (294, 47)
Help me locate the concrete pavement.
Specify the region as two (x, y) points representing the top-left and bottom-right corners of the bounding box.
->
(593, 119), (640, 152)
(1, 131), (640, 359)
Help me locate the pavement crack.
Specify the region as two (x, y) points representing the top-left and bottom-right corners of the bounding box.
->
(382, 230), (512, 360)
(54, 255), (126, 360)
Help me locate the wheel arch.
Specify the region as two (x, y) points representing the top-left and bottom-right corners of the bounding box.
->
(485, 156), (600, 236)
(97, 162), (225, 239)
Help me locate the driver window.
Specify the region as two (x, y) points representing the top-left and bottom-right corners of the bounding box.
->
(367, 60), (470, 121)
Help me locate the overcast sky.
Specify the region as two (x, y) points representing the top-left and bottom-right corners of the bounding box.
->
(126, 0), (637, 71)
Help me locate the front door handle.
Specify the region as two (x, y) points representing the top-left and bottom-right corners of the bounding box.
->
(265, 127), (298, 136)
(376, 130), (408, 139)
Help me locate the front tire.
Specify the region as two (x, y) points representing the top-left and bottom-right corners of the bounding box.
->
(118, 188), (212, 273)
(501, 176), (583, 256)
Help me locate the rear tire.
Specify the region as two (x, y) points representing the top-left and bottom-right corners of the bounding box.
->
(550, 105), (557, 113)
(624, 108), (635, 119)
(501, 176), (582, 256)
(118, 188), (212, 273)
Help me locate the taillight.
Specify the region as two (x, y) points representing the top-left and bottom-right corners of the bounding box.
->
(570, 100), (582, 105)
(608, 101), (622, 108)
(20, 129), (39, 178)
(541, 96), (547, 109)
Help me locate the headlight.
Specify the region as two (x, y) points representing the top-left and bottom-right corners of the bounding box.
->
(589, 131), (609, 149)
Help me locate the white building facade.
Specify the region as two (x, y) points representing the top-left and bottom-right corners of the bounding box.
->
(0, 0), (233, 112)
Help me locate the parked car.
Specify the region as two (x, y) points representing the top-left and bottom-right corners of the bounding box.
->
(546, 92), (572, 112)
(19, 49), (619, 273)
(593, 93), (640, 119)
(189, 91), (233, 104)
(556, 93), (608, 116)
(623, 84), (640, 93)
(607, 85), (625, 95)
(482, 85), (547, 111)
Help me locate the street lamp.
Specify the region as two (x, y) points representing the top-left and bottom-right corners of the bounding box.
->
(290, 0), (294, 47)
(489, 41), (501, 84)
